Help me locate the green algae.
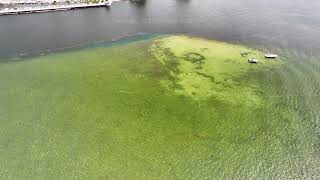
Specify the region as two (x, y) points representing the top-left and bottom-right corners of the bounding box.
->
(150, 35), (280, 105)
(1, 35), (318, 179)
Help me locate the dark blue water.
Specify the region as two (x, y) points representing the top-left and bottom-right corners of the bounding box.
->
(0, 0), (320, 59)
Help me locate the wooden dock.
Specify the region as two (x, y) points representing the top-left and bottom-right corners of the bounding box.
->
(0, 2), (111, 16)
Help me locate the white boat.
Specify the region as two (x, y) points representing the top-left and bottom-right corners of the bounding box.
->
(265, 53), (278, 58)
(248, 58), (258, 63)
(105, 0), (112, 7)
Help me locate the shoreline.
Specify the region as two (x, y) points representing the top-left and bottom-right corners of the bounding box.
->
(0, 1), (112, 16)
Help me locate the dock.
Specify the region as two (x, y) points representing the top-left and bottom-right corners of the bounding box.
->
(0, 2), (112, 16)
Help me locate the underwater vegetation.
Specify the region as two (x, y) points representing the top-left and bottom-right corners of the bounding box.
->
(0, 35), (319, 179)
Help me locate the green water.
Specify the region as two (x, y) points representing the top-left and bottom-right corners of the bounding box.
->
(0, 35), (319, 179)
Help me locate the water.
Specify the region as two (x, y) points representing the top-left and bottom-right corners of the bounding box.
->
(1, 0), (320, 59)
(1, 0), (320, 179)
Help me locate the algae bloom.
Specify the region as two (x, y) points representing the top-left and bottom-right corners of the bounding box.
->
(2, 35), (318, 179)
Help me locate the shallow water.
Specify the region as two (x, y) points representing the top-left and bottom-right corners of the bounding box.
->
(1, 0), (320, 179)
(0, 34), (319, 179)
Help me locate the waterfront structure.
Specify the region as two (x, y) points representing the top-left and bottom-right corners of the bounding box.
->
(0, 0), (103, 4)
(0, 0), (112, 15)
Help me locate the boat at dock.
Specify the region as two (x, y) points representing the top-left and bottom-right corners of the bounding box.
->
(106, 1), (113, 7)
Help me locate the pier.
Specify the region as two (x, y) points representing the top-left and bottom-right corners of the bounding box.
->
(0, 1), (112, 16)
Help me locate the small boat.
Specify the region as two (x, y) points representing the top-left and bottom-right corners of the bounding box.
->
(265, 53), (278, 58)
(248, 58), (258, 63)
(105, 1), (113, 7)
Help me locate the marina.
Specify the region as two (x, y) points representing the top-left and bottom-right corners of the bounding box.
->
(0, 1), (112, 16)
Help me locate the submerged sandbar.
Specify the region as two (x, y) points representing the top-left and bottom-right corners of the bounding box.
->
(0, 35), (294, 179)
